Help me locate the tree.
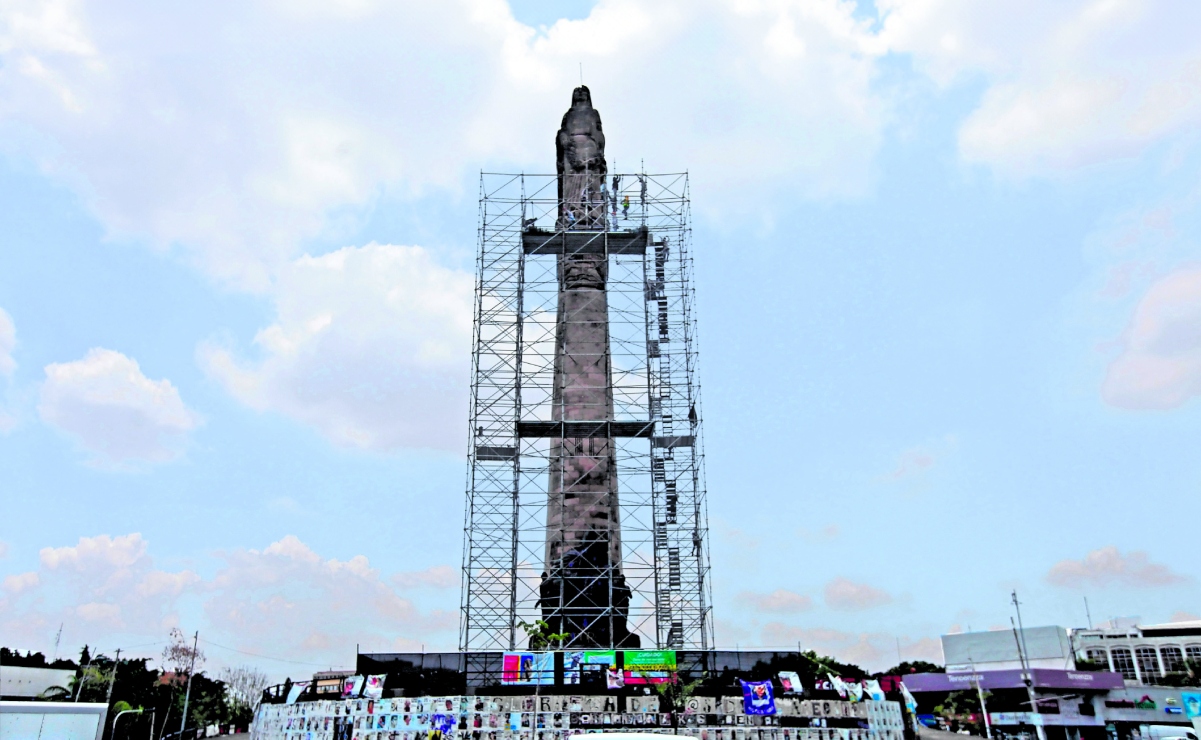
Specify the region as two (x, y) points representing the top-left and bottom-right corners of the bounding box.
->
(647, 673), (704, 735)
(934, 690), (989, 735)
(221, 665), (270, 726)
(879, 660), (944, 676)
(517, 620), (569, 650)
(162, 629), (205, 681)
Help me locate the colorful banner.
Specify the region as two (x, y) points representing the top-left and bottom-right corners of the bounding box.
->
(741, 679), (777, 715)
(778, 671), (803, 694)
(342, 675), (364, 698)
(500, 652), (555, 685)
(1183, 692), (1201, 718)
(900, 681), (919, 712)
(564, 650), (617, 684)
(624, 650), (677, 684)
(363, 674), (385, 700)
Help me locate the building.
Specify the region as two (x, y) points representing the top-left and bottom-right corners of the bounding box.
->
(0, 665), (75, 699)
(943, 626), (1075, 673)
(1074, 620), (1201, 685)
(903, 626), (1201, 740)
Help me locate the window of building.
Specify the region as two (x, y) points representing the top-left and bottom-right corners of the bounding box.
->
(1111, 648), (1137, 680)
(1085, 648), (1109, 669)
(1186, 645), (1201, 664)
(1160, 646), (1185, 673)
(1135, 646), (1160, 679)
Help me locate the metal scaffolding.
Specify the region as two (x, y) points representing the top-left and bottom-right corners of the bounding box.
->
(460, 171), (712, 669)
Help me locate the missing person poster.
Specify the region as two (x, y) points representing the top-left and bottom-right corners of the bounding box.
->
(501, 652), (555, 685)
(623, 650), (677, 684)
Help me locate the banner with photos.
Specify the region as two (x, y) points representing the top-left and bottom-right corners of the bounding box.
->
(365, 674), (386, 700)
(342, 675), (364, 699)
(778, 672), (802, 695)
(501, 652), (555, 685)
(564, 650), (616, 685)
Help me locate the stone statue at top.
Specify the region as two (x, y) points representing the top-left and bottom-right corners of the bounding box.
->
(557, 85), (607, 230)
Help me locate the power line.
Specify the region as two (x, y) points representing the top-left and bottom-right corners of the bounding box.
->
(197, 638), (334, 668)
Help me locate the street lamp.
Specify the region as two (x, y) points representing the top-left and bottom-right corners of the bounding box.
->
(113, 707), (143, 739)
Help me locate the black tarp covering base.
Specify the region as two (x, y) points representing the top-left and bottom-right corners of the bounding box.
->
(355, 651), (870, 697)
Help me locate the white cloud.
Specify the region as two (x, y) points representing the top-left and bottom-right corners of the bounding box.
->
(0, 534), (200, 643)
(741, 588), (815, 614)
(199, 243), (473, 451)
(38, 348), (200, 466)
(823, 577), (893, 611)
(1046, 546), (1188, 588)
(392, 565), (459, 590)
(1, 532), (457, 671)
(879, 0), (1201, 176)
(1102, 266), (1201, 409)
(0, 0), (887, 289)
(205, 536), (457, 666)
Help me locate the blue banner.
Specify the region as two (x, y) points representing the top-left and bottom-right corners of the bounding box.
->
(741, 679), (777, 715)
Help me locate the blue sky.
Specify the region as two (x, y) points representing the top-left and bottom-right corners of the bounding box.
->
(1, 0), (1199, 679)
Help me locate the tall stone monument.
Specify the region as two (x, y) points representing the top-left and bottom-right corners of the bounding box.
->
(538, 86), (639, 648)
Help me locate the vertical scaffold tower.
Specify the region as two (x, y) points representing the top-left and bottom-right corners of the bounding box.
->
(460, 171), (712, 665)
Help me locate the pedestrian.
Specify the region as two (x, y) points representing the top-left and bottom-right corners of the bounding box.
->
(622, 195), (630, 219)
(639, 175), (647, 206)
(566, 209), (577, 227)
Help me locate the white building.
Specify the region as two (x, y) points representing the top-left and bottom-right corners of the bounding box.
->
(1074, 619), (1201, 685)
(942, 625), (1075, 673)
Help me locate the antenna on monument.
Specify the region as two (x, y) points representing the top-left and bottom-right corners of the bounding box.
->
(579, 63), (583, 84)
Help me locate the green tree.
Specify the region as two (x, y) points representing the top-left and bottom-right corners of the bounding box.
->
(517, 620), (569, 650)
(647, 673), (703, 735)
(880, 660), (944, 676)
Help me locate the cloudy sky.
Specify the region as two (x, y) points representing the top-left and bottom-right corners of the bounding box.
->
(2, 0), (1200, 679)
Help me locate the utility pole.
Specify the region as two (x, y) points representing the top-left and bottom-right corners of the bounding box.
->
(1084, 597), (1093, 629)
(75, 647), (94, 702)
(106, 649), (122, 705)
(1010, 593), (1046, 740)
(180, 631), (199, 736)
(969, 654), (992, 740)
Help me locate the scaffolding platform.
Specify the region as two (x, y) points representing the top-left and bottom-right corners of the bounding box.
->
(460, 172), (712, 675)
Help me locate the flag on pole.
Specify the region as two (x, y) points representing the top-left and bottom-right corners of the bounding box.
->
(865, 680), (886, 701)
(828, 674), (848, 699)
(741, 680), (778, 715)
(846, 681), (864, 702)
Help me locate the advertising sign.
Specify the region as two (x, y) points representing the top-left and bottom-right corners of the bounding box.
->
(624, 650), (677, 684)
(501, 652), (555, 685)
(741, 680), (777, 715)
(564, 650), (616, 685)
